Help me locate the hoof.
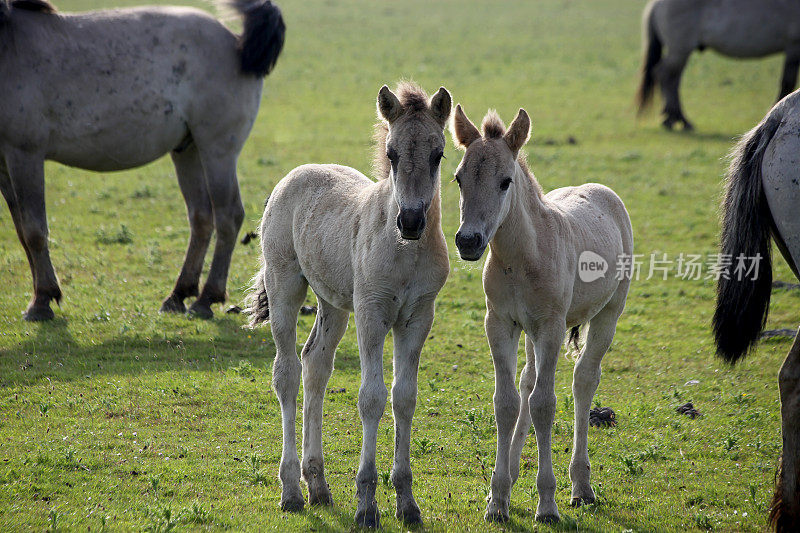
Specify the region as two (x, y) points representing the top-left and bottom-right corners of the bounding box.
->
(159, 297), (186, 314)
(280, 495), (305, 513)
(23, 306), (54, 322)
(308, 488), (333, 506)
(355, 508), (380, 529)
(536, 513), (561, 524)
(484, 510), (509, 523)
(187, 301), (214, 320)
(661, 118), (676, 131)
(396, 504), (422, 525)
(570, 495), (595, 507)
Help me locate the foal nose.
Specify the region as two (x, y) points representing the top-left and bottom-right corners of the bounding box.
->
(455, 230), (485, 261)
(397, 207), (426, 240)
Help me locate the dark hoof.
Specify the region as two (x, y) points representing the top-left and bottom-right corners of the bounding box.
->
(484, 510), (509, 523)
(682, 120), (694, 131)
(355, 508), (380, 529)
(661, 118), (676, 130)
(308, 489), (333, 506)
(396, 505), (422, 525)
(159, 297), (186, 314)
(571, 496), (595, 507)
(536, 513), (560, 524)
(280, 496), (305, 513)
(187, 301), (214, 320)
(23, 306), (54, 322)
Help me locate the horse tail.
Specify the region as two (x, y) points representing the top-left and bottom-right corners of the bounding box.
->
(636, 0), (662, 115)
(0, 1), (8, 24)
(244, 251), (270, 326)
(568, 325), (581, 352)
(712, 113), (782, 364)
(226, 0), (285, 77)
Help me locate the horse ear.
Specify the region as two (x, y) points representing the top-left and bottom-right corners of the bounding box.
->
(429, 87), (452, 128)
(504, 108), (531, 157)
(452, 104), (481, 149)
(377, 85), (403, 123)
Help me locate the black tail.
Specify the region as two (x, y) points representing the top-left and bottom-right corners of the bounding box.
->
(244, 255), (270, 326)
(568, 325), (581, 352)
(712, 114), (782, 364)
(0, 1), (8, 23)
(227, 0), (285, 77)
(636, 2), (662, 115)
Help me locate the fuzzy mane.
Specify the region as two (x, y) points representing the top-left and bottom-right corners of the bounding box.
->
(1, 0), (56, 23)
(373, 82), (431, 180)
(479, 110), (542, 197)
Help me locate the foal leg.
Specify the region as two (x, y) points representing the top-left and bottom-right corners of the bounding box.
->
(778, 47), (800, 101)
(484, 309), (522, 523)
(569, 308), (618, 506)
(353, 304), (391, 528)
(189, 152), (244, 319)
(528, 320), (566, 523)
(656, 53), (693, 130)
(509, 335), (537, 486)
(0, 162), (36, 293)
(390, 299), (435, 524)
(771, 326), (800, 531)
(160, 144), (214, 313)
(4, 150), (61, 321)
(268, 268), (309, 512)
(301, 298), (349, 506)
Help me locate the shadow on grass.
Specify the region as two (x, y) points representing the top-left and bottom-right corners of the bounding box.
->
(506, 501), (645, 532)
(0, 314), (362, 387)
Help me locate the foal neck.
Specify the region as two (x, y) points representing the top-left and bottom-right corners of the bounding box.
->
(490, 161), (545, 263)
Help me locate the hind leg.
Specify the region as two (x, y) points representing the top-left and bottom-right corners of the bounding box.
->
(161, 144), (214, 313)
(509, 335), (537, 486)
(188, 152), (244, 319)
(778, 47), (800, 101)
(267, 261), (308, 512)
(3, 150), (61, 321)
(656, 52), (693, 130)
(569, 305), (620, 506)
(301, 298), (349, 506)
(771, 327), (800, 531)
(0, 162), (36, 303)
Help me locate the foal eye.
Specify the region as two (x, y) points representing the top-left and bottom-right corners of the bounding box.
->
(500, 177), (512, 191)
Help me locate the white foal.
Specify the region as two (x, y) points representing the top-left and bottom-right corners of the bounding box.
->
(451, 105), (633, 523)
(247, 83), (451, 528)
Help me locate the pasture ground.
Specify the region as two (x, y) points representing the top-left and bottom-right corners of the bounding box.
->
(1, 0), (799, 530)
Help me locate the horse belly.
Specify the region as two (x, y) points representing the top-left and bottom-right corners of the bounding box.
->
(701, 7), (787, 57)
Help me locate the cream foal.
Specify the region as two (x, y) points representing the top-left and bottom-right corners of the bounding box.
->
(452, 105), (633, 523)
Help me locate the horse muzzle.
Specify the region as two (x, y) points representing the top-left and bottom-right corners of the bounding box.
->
(455, 230), (486, 261)
(397, 207), (426, 240)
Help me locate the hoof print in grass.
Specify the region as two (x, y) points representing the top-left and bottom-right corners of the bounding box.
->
(589, 406), (617, 428)
(300, 305), (317, 315)
(675, 402), (701, 419)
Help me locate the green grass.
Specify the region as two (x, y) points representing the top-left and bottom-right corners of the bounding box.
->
(1, 0), (798, 530)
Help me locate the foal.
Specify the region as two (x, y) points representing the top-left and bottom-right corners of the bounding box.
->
(247, 83), (451, 528)
(452, 106), (633, 522)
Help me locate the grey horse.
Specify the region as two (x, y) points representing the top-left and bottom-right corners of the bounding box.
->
(0, 0), (284, 320)
(637, 0), (800, 130)
(714, 89), (800, 532)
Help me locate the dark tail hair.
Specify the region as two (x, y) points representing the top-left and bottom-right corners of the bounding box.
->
(636, 2), (662, 115)
(568, 325), (581, 352)
(244, 254), (270, 326)
(712, 114), (782, 364)
(226, 0), (285, 77)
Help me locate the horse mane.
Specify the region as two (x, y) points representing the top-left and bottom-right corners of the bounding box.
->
(372, 82), (431, 180)
(1, 0), (57, 23)
(480, 110), (543, 197)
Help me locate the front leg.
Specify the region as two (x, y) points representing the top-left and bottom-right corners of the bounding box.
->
(390, 298), (435, 525)
(484, 309), (522, 523)
(353, 304), (391, 529)
(528, 319), (566, 523)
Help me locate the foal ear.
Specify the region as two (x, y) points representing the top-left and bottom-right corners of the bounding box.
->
(377, 85), (403, 123)
(504, 108), (531, 157)
(452, 104), (481, 149)
(429, 87), (452, 128)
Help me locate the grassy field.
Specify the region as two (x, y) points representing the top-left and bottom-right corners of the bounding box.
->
(2, 0), (799, 530)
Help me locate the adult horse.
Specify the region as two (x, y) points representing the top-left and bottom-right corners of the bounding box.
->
(246, 83), (451, 528)
(0, 0), (284, 320)
(451, 105), (632, 523)
(714, 89), (800, 532)
(637, 0), (800, 130)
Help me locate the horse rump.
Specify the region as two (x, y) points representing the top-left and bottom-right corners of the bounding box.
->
(712, 114), (782, 364)
(224, 0), (285, 77)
